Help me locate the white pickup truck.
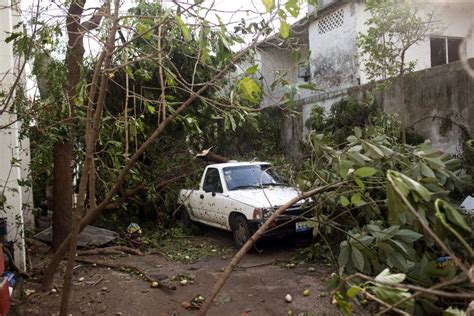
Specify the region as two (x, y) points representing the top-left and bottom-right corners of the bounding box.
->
(177, 162), (313, 248)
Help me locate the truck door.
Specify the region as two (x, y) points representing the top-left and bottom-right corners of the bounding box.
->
(201, 168), (227, 227)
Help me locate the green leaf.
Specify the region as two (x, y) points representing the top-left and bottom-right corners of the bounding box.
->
(175, 15), (191, 41)
(436, 199), (471, 233)
(354, 167), (377, 178)
(420, 162), (436, 178)
(354, 126), (362, 138)
(350, 246), (365, 271)
(136, 23), (152, 40)
(285, 0), (300, 17)
(354, 177), (365, 190)
(338, 245), (350, 268)
(424, 157), (444, 169)
(395, 229), (423, 242)
(371, 286), (413, 310)
(238, 77), (261, 102)
(374, 268), (406, 284)
(347, 135), (358, 143)
(340, 196), (350, 207)
(387, 170), (432, 202)
(245, 65), (259, 75)
(351, 193), (363, 206)
(5, 32), (22, 43)
(364, 142), (384, 159)
(146, 103), (155, 114)
(262, 0), (274, 12)
(279, 19), (290, 39)
(346, 286), (360, 299)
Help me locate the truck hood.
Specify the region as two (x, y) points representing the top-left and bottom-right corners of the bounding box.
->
(226, 186), (302, 208)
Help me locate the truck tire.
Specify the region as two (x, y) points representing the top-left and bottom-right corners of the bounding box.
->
(178, 207), (201, 234)
(230, 215), (251, 248)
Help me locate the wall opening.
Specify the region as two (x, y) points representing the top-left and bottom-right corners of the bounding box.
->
(317, 9), (344, 34)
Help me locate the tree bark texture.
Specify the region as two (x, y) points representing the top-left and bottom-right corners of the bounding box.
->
(52, 141), (73, 251)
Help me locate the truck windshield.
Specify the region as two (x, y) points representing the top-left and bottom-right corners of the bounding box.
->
(223, 165), (287, 191)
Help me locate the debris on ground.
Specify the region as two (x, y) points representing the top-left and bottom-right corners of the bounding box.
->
(34, 225), (118, 247)
(157, 239), (231, 263)
(182, 294), (206, 310)
(126, 223), (144, 248)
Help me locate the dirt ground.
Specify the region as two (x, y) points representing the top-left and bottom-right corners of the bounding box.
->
(11, 228), (367, 316)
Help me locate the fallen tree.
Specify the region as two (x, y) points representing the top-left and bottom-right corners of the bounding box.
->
(198, 181), (345, 315)
(195, 148), (230, 164)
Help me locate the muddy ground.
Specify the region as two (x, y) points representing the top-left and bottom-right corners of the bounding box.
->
(11, 228), (367, 316)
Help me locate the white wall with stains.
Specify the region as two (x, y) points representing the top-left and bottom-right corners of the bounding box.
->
(0, 0), (33, 271)
(309, 2), (359, 91)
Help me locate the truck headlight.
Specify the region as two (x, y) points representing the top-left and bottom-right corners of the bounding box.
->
(253, 208), (274, 220)
(252, 208), (263, 220)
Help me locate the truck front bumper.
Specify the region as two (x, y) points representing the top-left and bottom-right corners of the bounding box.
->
(248, 215), (313, 237)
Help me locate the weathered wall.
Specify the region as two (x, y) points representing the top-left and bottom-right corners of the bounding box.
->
(284, 58), (474, 154)
(376, 58), (474, 153)
(309, 1), (359, 91)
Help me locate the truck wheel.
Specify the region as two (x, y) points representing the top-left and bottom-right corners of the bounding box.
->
(178, 207), (201, 234)
(231, 215), (251, 248)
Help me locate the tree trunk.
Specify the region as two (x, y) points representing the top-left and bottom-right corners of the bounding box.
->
(51, 0), (87, 251)
(51, 141), (73, 251)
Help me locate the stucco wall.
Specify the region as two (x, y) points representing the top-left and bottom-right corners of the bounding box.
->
(284, 58), (474, 155)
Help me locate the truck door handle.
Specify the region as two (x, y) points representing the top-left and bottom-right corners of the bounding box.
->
(200, 194), (204, 199)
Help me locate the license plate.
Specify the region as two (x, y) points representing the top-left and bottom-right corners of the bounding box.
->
(295, 221), (313, 232)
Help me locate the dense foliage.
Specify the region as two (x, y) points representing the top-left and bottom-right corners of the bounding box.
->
(296, 98), (473, 315)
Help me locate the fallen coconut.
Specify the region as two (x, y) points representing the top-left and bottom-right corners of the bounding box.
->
(285, 294), (292, 303)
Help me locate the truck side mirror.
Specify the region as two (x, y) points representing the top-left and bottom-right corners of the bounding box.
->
(203, 184), (215, 194)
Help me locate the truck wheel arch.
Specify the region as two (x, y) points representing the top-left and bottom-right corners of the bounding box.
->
(228, 212), (245, 229)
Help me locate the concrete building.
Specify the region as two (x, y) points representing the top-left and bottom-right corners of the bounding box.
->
(308, 0), (474, 91)
(0, 0), (34, 271)
(255, 0), (474, 153)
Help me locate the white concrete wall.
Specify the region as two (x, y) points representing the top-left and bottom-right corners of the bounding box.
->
(0, 0), (32, 271)
(257, 45), (310, 106)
